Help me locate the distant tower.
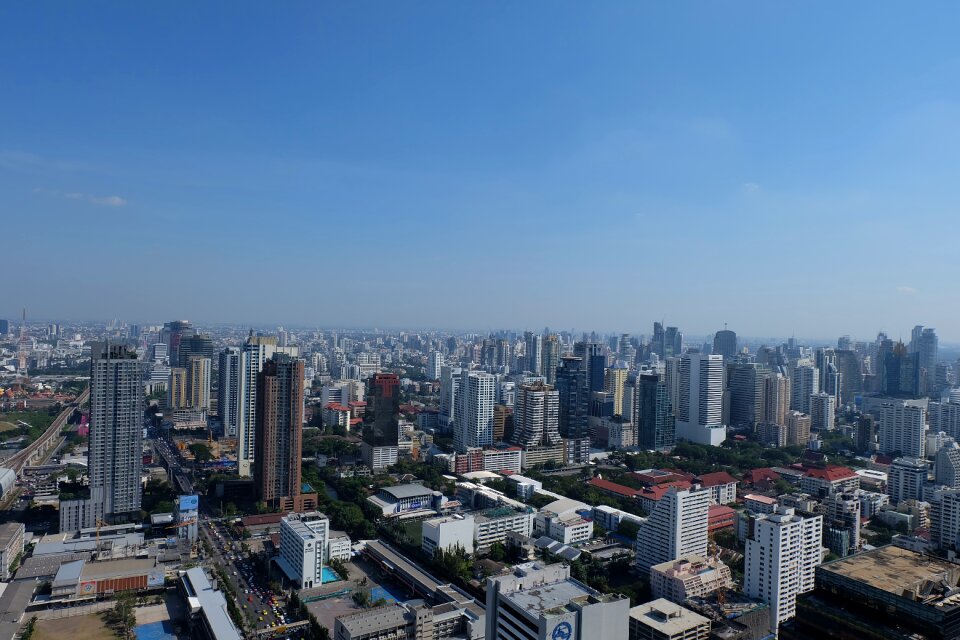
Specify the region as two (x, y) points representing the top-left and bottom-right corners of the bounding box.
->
(17, 308), (28, 376)
(712, 328), (738, 360)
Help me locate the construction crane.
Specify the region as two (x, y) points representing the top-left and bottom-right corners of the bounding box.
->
(95, 518), (110, 546)
(167, 519), (197, 529)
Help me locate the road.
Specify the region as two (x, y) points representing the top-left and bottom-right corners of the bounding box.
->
(199, 517), (303, 637)
(4, 388), (88, 475)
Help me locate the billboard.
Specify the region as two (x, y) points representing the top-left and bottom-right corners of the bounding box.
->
(79, 581), (96, 596)
(179, 495), (199, 511)
(147, 571), (165, 588)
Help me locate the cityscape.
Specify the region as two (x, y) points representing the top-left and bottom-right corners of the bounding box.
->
(4, 3), (960, 640)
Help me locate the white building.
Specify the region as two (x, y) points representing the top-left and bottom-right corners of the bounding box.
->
(0, 523), (25, 582)
(592, 505), (645, 533)
(422, 514), (475, 557)
(929, 488), (960, 552)
(744, 506), (823, 636)
(277, 511), (332, 590)
(935, 442), (960, 488)
(218, 347), (241, 437)
(237, 335), (277, 477)
(534, 510), (593, 545)
(439, 366), (462, 432)
(505, 474), (542, 500)
(877, 400), (926, 459)
(454, 372), (495, 453)
(513, 382), (561, 448)
(790, 364), (819, 414)
(486, 562), (630, 640)
(635, 486), (710, 575)
(427, 350), (443, 381)
(650, 555), (733, 604)
(809, 392), (835, 431)
(887, 457), (928, 506)
(675, 353), (726, 446)
(473, 507), (534, 552)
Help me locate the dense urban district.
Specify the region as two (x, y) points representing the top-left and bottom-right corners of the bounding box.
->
(0, 317), (959, 640)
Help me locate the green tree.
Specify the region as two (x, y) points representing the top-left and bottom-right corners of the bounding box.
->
(488, 542), (507, 562)
(189, 442), (213, 463)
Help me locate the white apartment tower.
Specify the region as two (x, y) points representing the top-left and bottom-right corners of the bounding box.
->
(427, 350), (443, 381)
(277, 511), (330, 589)
(878, 400), (926, 459)
(809, 392), (835, 431)
(513, 382), (561, 448)
(454, 371), (495, 453)
(744, 506), (823, 636)
(790, 364), (819, 414)
(218, 347), (241, 437)
(439, 366), (462, 432)
(635, 486), (711, 575)
(676, 353), (726, 446)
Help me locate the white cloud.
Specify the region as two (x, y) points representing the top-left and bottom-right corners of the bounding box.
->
(34, 188), (128, 207)
(896, 286), (917, 295)
(742, 182), (760, 194)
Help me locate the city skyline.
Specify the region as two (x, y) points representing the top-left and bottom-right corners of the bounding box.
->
(4, 3), (960, 336)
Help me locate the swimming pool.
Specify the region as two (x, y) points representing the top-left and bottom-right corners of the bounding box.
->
(321, 566), (341, 583)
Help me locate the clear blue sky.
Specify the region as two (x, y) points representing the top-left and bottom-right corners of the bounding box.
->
(3, 2), (960, 340)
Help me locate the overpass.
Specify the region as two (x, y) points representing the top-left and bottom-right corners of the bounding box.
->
(4, 388), (88, 476)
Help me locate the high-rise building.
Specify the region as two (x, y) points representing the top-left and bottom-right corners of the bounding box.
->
(254, 354), (309, 511)
(88, 342), (144, 524)
(512, 382), (561, 448)
(277, 511), (331, 589)
(542, 334), (560, 386)
(824, 492), (861, 557)
(744, 507), (823, 636)
(523, 331), (542, 375)
(486, 562), (630, 640)
(574, 341), (606, 395)
(178, 333), (214, 368)
(635, 486), (710, 575)
(786, 411), (811, 447)
(676, 353), (726, 446)
(604, 364), (629, 417)
(636, 372), (675, 452)
(218, 347), (241, 437)
(362, 373), (401, 471)
(809, 392), (835, 431)
(935, 442), (960, 488)
(439, 365), (462, 432)
(238, 334), (279, 477)
(886, 457), (927, 506)
(556, 357), (588, 440)
(454, 371), (495, 453)
(910, 326), (938, 396)
(427, 350), (443, 381)
(929, 488), (960, 552)
(186, 356), (211, 412)
(664, 326), (682, 358)
(834, 350), (862, 405)
(790, 365), (819, 414)
(763, 372), (790, 426)
(726, 362), (767, 428)
(160, 320), (194, 370)
(856, 414), (877, 453)
(168, 367), (188, 409)
(929, 398), (960, 441)
(877, 400), (926, 458)
(712, 329), (738, 360)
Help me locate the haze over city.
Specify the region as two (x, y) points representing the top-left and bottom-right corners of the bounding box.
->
(4, 2), (960, 337)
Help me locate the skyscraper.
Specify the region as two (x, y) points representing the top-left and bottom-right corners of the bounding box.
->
(935, 443), (960, 488)
(603, 364), (629, 417)
(877, 400), (926, 458)
(809, 392), (836, 431)
(664, 326), (682, 358)
(512, 382), (561, 448)
(362, 373), (401, 471)
(218, 347), (241, 437)
(886, 457), (927, 506)
(160, 320), (194, 370)
(726, 362), (767, 428)
(254, 354), (313, 511)
(427, 350), (443, 380)
(542, 334), (560, 386)
(454, 371), (495, 453)
(635, 486), (710, 575)
(574, 341), (606, 396)
(744, 507), (823, 636)
(636, 371), (675, 452)
(523, 331), (542, 375)
(712, 329), (738, 360)
(88, 342), (145, 524)
(763, 372), (790, 426)
(168, 367), (188, 409)
(556, 356), (589, 462)
(439, 365), (462, 432)
(676, 353), (726, 446)
(238, 334), (278, 477)
(178, 332), (214, 368)
(186, 356), (211, 412)
(910, 326), (938, 396)
(790, 364), (819, 414)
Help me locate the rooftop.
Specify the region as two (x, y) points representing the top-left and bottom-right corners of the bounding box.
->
(80, 557), (158, 580)
(589, 477), (640, 498)
(803, 465), (857, 481)
(743, 494), (778, 505)
(379, 483), (434, 500)
(0, 523), (22, 548)
(630, 599), (710, 634)
(338, 604), (407, 634)
(503, 576), (596, 616)
(820, 545), (960, 606)
(697, 471), (738, 487)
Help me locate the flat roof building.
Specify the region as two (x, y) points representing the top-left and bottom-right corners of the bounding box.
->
(628, 599), (711, 640)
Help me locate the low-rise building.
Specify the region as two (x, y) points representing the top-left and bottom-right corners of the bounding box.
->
(592, 505), (645, 533)
(473, 507), (534, 552)
(629, 599), (711, 640)
(422, 514), (475, 557)
(535, 510), (593, 545)
(179, 566), (243, 640)
(366, 484), (442, 518)
(742, 494), (778, 514)
(650, 555), (734, 604)
(697, 472), (738, 505)
(505, 474), (542, 500)
(277, 511), (333, 590)
(0, 522), (25, 581)
(799, 466), (859, 498)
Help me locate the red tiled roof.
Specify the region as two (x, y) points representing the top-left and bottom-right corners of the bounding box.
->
(743, 468), (780, 483)
(348, 401), (367, 407)
(638, 480), (693, 501)
(743, 494), (778, 505)
(324, 403), (350, 411)
(803, 465), (857, 481)
(708, 505), (736, 529)
(697, 471), (738, 487)
(589, 477), (641, 498)
(240, 513), (285, 527)
(349, 418), (363, 425)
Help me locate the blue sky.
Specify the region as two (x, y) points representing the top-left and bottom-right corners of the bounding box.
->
(3, 2), (960, 340)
